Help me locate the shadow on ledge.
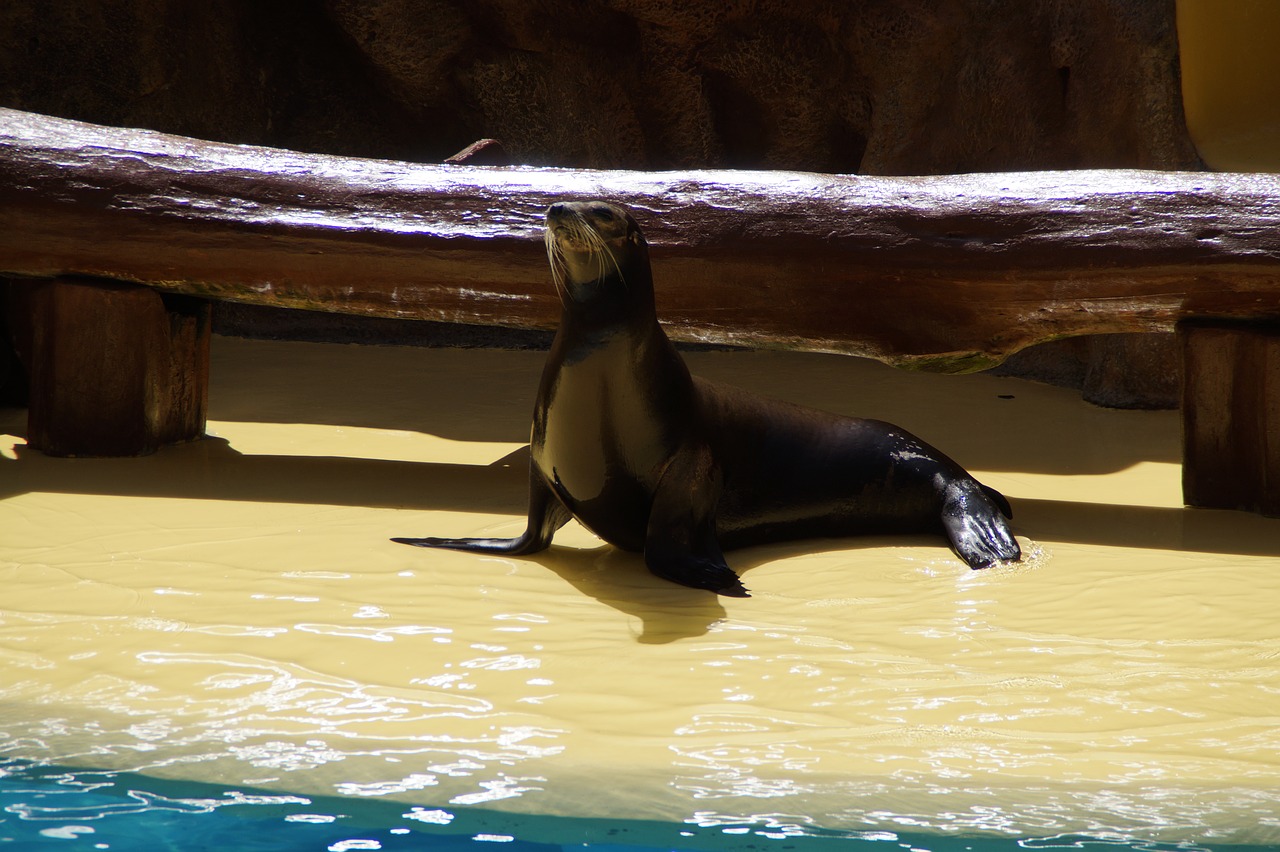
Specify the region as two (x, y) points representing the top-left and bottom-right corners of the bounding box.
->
(3, 434), (1276, 562)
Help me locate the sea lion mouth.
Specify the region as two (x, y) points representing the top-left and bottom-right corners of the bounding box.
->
(549, 223), (593, 252)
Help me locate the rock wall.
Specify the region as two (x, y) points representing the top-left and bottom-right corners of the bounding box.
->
(0, 0), (1199, 172)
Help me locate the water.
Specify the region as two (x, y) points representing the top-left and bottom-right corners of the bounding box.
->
(7, 760), (1274, 852)
(4, 339), (1280, 849)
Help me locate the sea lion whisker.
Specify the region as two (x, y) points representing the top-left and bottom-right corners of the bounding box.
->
(581, 225), (626, 289)
(544, 229), (568, 299)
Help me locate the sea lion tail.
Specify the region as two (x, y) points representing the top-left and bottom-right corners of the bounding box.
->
(940, 479), (1020, 569)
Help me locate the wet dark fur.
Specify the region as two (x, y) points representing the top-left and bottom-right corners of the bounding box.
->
(395, 201), (1020, 596)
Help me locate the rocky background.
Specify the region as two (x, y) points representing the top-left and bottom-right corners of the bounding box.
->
(0, 0), (1201, 406)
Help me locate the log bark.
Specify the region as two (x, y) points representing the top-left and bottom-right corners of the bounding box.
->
(3, 107), (1280, 372)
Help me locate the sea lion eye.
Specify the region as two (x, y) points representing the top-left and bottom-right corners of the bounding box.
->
(592, 205), (615, 220)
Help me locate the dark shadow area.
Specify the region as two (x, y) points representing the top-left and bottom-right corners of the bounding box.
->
(198, 338), (1181, 475)
(205, 341), (543, 444)
(1013, 496), (1280, 558)
(2, 431), (1275, 559)
(0, 436), (531, 513)
(509, 544), (730, 643)
(213, 303), (557, 350)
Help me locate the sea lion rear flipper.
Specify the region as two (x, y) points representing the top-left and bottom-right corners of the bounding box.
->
(940, 480), (1021, 569)
(643, 443), (750, 598)
(979, 483), (1014, 519)
(393, 466), (571, 555)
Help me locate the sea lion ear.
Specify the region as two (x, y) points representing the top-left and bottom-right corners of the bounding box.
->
(628, 229), (643, 245)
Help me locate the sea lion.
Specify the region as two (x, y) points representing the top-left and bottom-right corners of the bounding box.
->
(394, 200), (1020, 597)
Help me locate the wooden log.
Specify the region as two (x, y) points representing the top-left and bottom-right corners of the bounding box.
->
(3, 107), (1280, 372)
(21, 278), (209, 457)
(1181, 320), (1280, 516)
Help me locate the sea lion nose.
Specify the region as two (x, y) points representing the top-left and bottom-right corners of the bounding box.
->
(547, 202), (567, 219)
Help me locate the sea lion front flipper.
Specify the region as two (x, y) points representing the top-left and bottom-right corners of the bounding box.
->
(393, 466), (571, 556)
(643, 442), (749, 598)
(940, 479), (1021, 569)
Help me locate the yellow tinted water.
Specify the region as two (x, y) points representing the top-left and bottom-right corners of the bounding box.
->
(3, 337), (1279, 843)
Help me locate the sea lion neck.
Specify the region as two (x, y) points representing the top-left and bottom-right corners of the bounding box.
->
(556, 264), (659, 333)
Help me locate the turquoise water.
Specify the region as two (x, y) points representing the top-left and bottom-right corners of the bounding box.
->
(1, 759), (1272, 852)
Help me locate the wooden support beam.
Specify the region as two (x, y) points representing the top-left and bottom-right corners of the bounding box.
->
(19, 278), (209, 457)
(1181, 320), (1280, 516)
(3, 107), (1280, 372)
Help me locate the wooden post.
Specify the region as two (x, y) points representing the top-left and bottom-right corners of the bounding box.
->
(21, 277), (209, 457)
(1180, 320), (1280, 516)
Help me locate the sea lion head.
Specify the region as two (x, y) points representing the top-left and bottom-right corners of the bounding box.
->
(544, 200), (649, 301)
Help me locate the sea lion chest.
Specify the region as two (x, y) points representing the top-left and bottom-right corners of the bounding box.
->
(530, 333), (687, 551)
